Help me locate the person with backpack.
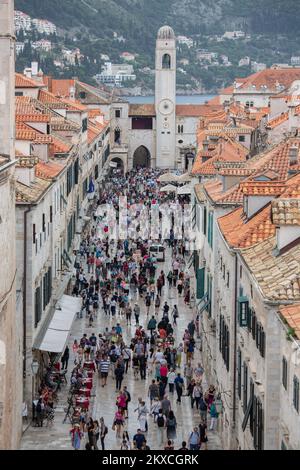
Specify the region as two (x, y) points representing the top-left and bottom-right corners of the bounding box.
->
(188, 427), (200, 450)
(199, 394), (209, 423)
(174, 373), (184, 404)
(156, 409), (166, 446)
(100, 417), (108, 450)
(123, 386), (131, 419)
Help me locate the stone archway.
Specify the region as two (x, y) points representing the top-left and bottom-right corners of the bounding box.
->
(133, 146), (151, 168)
(110, 157), (125, 174)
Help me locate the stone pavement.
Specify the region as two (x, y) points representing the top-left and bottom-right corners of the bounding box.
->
(20, 246), (222, 451)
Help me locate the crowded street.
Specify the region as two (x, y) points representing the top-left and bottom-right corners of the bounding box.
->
(20, 168), (222, 451)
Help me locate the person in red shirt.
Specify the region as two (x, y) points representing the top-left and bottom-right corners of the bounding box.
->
(159, 328), (167, 340)
(160, 363), (168, 386)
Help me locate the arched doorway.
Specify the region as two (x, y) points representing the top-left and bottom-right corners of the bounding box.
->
(133, 146), (151, 168)
(110, 157), (124, 174)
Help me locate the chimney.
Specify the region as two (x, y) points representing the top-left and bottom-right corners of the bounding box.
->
(31, 61), (38, 76)
(69, 85), (76, 100)
(0, 0), (15, 159)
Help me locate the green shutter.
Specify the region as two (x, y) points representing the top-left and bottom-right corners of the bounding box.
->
(196, 267), (205, 299)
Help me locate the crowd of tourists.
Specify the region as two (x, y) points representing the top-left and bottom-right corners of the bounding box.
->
(56, 168), (218, 450)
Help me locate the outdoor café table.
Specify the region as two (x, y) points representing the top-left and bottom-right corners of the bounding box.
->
(82, 378), (93, 389)
(78, 388), (91, 398)
(83, 361), (96, 372)
(75, 396), (90, 410)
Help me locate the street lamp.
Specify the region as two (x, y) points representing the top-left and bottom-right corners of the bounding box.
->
(31, 359), (39, 376)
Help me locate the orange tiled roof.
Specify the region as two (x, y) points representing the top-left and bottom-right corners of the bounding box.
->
(240, 236), (300, 301)
(88, 109), (104, 118)
(239, 181), (286, 196)
(206, 96), (221, 105)
(50, 135), (72, 156)
(16, 122), (53, 144)
(272, 198), (300, 225)
(219, 85), (234, 95)
(218, 205), (275, 248)
(38, 89), (68, 108)
(129, 104), (156, 116)
(279, 305), (300, 339)
(267, 112), (289, 129)
(16, 113), (50, 123)
(192, 137), (248, 175)
(15, 73), (43, 88)
(235, 68), (300, 92)
(50, 79), (75, 98)
(176, 104), (225, 117)
(35, 161), (64, 180)
(62, 99), (88, 112)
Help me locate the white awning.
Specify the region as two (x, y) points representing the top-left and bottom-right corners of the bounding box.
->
(37, 295), (81, 353)
(158, 172), (179, 183)
(39, 330), (70, 354)
(160, 184), (177, 193)
(177, 172), (192, 182)
(177, 184), (192, 195)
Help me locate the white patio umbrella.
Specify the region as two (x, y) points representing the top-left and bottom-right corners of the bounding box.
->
(158, 172), (180, 183)
(160, 184), (178, 193)
(177, 184), (192, 195)
(177, 172), (192, 182)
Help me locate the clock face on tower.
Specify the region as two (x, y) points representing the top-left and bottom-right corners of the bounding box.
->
(158, 99), (174, 115)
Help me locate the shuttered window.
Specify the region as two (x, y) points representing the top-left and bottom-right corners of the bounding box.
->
(196, 267), (205, 300)
(237, 349), (242, 399)
(243, 362), (248, 413)
(293, 376), (299, 412)
(282, 357), (288, 390)
(34, 286), (42, 328)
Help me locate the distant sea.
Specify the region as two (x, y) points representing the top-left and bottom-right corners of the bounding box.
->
(125, 94), (215, 104)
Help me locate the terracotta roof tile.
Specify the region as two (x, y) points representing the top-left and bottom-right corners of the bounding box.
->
(129, 104), (156, 116)
(192, 137), (248, 175)
(218, 205), (276, 248)
(176, 104), (225, 117)
(235, 68), (300, 93)
(240, 181), (286, 196)
(35, 161), (64, 180)
(15, 73), (43, 88)
(50, 79), (75, 98)
(267, 112), (289, 129)
(279, 304), (300, 339)
(16, 177), (51, 204)
(240, 237), (300, 301)
(272, 198), (300, 225)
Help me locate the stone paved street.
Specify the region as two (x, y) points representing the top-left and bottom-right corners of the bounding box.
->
(21, 245), (222, 451)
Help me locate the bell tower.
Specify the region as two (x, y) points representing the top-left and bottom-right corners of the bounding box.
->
(155, 25), (176, 169)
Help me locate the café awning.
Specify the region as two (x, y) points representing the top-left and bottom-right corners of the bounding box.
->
(36, 295), (81, 354)
(177, 173), (191, 182)
(160, 184), (177, 193)
(158, 172), (179, 183)
(177, 184), (192, 195)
